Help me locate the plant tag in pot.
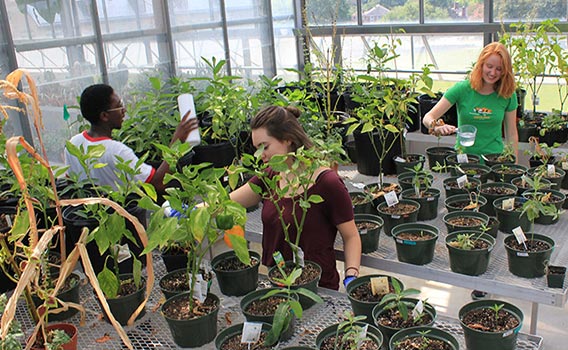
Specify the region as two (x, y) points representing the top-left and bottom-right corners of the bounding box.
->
(177, 93), (201, 146)
(192, 274), (206, 303)
(412, 300), (424, 320)
(385, 191), (399, 207)
(394, 156), (406, 163)
(562, 161), (568, 170)
(293, 245), (305, 268)
(357, 324), (369, 348)
(114, 244), (131, 263)
(512, 226), (528, 253)
(456, 175), (468, 189)
(457, 153), (468, 163)
(502, 198), (515, 211)
(370, 276), (389, 296)
(241, 322), (263, 344)
(547, 164), (555, 177)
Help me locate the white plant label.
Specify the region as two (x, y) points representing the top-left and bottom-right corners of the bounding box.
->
(457, 153), (468, 164)
(295, 246), (305, 268)
(192, 274), (206, 303)
(360, 228), (368, 234)
(512, 226), (527, 244)
(395, 156), (406, 163)
(412, 300), (424, 320)
(370, 276), (389, 296)
(115, 244), (131, 263)
(241, 322), (263, 344)
(547, 164), (555, 177)
(456, 175), (468, 189)
(562, 161), (568, 171)
(503, 329), (514, 337)
(384, 191), (399, 207)
(352, 182), (366, 189)
(357, 324), (369, 348)
(177, 93), (201, 146)
(502, 198), (515, 211)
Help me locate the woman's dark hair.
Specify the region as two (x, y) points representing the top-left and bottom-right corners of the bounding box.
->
(251, 106), (313, 151)
(80, 84), (114, 125)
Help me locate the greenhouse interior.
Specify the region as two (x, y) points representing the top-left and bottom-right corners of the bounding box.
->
(0, 0), (567, 349)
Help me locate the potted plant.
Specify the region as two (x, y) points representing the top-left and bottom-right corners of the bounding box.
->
(389, 326), (459, 350)
(214, 322), (273, 350)
(521, 188), (565, 225)
(141, 154), (250, 347)
(377, 199), (420, 237)
(446, 229), (496, 276)
(397, 171), (433, 192)
(459, 299), (523, 350)
(442, 175), (481, 198)
(241, 266), (322, 346)
(211, 248), (261, 297)
(482, 142), (517, 167)
(391, 223), (439, 266)
(504, 229), (555, 278)
(492, 196), (532, 234)
(346, 274), (405, 323)
(527, 164), (566, 189)
(490, 163), (528, 183)
(372, 281), (436, 344)
(444, 192), (487, 213)
(193, 56), (254, 164)
(442, 210), (489, 234)
(400, 165), (440, 221)
(478, 182), (518, 217)
(315, 310), (384, 350)
(526, 136), (558, 167)
(354, 213), (384, 254)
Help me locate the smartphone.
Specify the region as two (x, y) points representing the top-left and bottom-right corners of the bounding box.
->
(177, 93), (201, 146)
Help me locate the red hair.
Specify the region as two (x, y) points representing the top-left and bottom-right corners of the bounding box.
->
(470, 42), (516, 98)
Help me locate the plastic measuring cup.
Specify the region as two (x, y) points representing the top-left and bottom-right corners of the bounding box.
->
(457, 125), (477, 147)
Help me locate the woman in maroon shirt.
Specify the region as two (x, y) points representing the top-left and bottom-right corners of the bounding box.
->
(230, 105), (361, 290)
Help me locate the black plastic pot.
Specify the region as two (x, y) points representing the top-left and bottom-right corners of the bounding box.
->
(504, 233), (555, 278)
(444, 193), (487, 213)
(482, 153), (517, 168)
(101, 274), (146, 326)
(396, 172), (433, 191)
(267, 260), (321, 310)
(240, 288), (297, 341)
(377, 199), (420, 236)
(442, 210), (489, 234)
(389, 326), (459, 350)
(364, 182), (402, 209)
(355, 213), (383, 254)
(391, 223), (438, 265)
(522, 189), (565, 225)
(426, 146), (456, 171)
(546, 265), (566, 288)
(478, 182), (518, 216)
(214, 322), (273, 349)
(160, 268), (212, 301)
(490, 163), (528, 183)
(400, 188), (440, 221)
(517, 123), (538, 142)
(418, 93), (457, 134)
(353, 129), (402, 176)
(511, 176), (552, 196)
(316, 321), (383, 349)
(451, 163), (491, 183)
(163, 292), (220, 348)
(446, 231), (495, 276)
(350, 192), (377, 216)
(393, 153), (426, 175)
(539, 127), (568, 146)
(193, 140), (236, 169)
(442, 176), (481, 198)
(372, 298), (437, 345)
(211, 250), (260, 296)
(459, 299), (523, 350)
(32, 272), (81, 321)
(527, 166), (566, 189)
(445, 153), (480, 166)
(160, 249), (189, 273)
(346, 274), (404, 323)
(493, 196), (532, 234)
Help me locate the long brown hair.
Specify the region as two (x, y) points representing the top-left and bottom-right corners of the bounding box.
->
(470, 42), (516, 98)
(250, 105), (313, 151)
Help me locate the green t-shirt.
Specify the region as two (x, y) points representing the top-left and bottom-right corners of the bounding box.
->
(444, 80), (518, 156)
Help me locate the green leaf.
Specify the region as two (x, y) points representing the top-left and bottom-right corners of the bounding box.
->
(190, 207), (210, 243)
(227, 235), (250, 265)
(97, 267), (120, 299)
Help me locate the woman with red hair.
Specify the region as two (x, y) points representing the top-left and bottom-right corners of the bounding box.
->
(422, 42), (519, 160)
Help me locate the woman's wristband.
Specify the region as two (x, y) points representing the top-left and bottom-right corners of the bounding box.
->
(345, 266), (359, 277)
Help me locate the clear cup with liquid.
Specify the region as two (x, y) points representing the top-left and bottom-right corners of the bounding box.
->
(457, 125), (477, 147)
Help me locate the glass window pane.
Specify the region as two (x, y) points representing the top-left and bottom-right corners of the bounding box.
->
(16, 45), (99, 163)
(362, 0), (419, 25)
(169, 0), (221, 27)
(98, 0), (157, 34)
(493, 0), (567, 22)
(174, 29), (226, 76)
(425, 0), (483, 23)
(6, 0), (94, 42)
(305, 0), (356, 26)
(272, 0), (298, 80)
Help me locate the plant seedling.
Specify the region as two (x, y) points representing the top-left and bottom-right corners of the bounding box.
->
(379, 279), (421, 321)
(333, 310), (370, 350)
(489, 303), (504, 321)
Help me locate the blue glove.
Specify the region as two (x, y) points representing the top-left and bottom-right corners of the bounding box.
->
(343, 276), (356, 288)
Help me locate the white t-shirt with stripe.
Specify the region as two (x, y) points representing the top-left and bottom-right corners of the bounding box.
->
(65, 131), (155, 190)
